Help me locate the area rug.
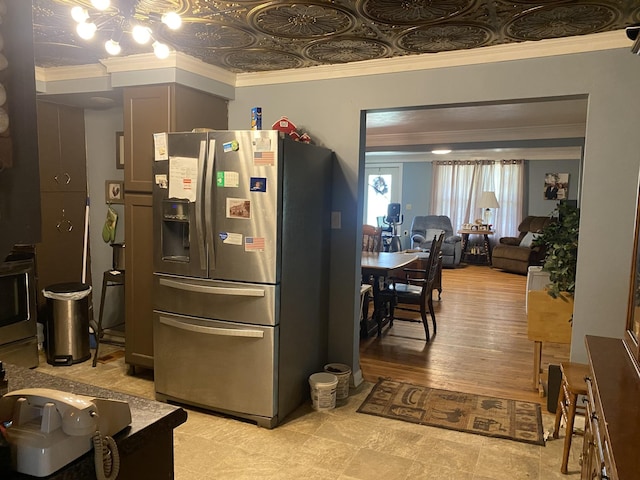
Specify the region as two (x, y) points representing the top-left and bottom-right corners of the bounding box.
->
(357, 379), (545, 446)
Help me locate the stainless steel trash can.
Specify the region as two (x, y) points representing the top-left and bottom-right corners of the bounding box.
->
(43, 282), (92, 366)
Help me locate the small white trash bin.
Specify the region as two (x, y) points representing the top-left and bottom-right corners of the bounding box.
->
(324, 363), (351, 400)
(309, 372), (338, 411)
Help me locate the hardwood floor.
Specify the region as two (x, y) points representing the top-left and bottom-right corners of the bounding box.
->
(359, 264), (570, 406)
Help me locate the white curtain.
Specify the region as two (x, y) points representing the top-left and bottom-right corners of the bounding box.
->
(430, 160), (524, 240)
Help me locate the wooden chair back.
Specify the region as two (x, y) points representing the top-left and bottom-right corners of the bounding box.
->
(381, 232), (444, 341)
(362, 225), (383, 252)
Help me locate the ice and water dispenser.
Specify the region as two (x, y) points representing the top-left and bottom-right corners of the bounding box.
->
(161, 199), (190, 262)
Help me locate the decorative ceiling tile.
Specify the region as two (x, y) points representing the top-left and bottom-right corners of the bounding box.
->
(248, 3), (355, 38)
(397, 24), (494, 53)
(358, 0), (475, 25)
(505, 3), (620, 40)
(304, 37), (391, 63)
(30, 0), (640, 73)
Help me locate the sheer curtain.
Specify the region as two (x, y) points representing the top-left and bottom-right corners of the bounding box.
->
(431, 160), (524, 239)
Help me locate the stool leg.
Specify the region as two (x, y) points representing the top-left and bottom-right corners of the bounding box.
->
(552, 380), (564, 439)
(92, 276), (109, 367)
(560, 393), (578, 474)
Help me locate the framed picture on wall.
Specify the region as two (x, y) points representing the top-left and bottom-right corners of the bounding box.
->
(544, 172), (569, 200)
(116, 131), (124, 170)
(105, 180), (124, 204)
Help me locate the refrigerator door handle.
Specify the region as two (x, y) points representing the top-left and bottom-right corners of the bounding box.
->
(196, 140), (207, 271)
(159, 278), (265, 297)
(159, 316), (265, 338)
(204, 138), (216, 272)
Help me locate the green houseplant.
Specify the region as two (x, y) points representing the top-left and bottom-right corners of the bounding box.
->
(533, 201), (580, 301)
(528, 201), (579, 394)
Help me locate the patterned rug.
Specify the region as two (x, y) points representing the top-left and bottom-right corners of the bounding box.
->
(357, 379), (545, 446)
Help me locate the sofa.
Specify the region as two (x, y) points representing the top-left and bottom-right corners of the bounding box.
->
(491, 216), (555, 275)
(410, 215), (462, 267)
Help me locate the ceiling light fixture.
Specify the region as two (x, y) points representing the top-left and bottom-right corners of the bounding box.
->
(70, 2), (182, 59)
(432, 149), (452, 155)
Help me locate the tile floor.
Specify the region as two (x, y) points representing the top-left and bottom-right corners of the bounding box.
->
(35, 345), (583, 479)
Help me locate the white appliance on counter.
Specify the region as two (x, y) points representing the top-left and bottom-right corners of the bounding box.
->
(152, 130), (333, 428)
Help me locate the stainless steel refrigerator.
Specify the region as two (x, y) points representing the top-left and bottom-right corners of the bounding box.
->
(151, 130), (333, 428)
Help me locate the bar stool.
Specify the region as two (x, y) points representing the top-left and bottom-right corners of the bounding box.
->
(92, 270), (125, 367)
(552, 362), (589, 474)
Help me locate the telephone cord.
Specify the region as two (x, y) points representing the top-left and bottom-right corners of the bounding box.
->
(92, 431), (120, 480)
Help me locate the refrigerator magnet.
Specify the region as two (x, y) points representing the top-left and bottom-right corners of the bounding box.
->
(223, 140), (239, 153)
(155, 174), (168, 189)
(253, 151), (275, 166)
(250, 177), (267, 192)
(245, 237), (265, 252)
(219, 232), (243, 245)
(226, 198), (251, 219)
(217, 171), (240, 188)
(153, 133), (168, 160)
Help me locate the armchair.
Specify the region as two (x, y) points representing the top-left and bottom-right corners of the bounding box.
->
(491, 216), (555, 275)
(410, 215), (462, 267)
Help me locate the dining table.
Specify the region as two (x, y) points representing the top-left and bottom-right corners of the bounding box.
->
(360, 251), (418, 337)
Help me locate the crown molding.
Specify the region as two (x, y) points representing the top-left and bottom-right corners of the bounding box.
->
(235, 30), (629, 87)
(365, 146), (583, 163)
(367, 123), (587, 147)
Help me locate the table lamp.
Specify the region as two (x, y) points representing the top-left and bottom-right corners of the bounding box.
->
(479, 191), (500, 226)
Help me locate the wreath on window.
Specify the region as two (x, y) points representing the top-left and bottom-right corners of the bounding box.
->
(370, 176), (388, 196)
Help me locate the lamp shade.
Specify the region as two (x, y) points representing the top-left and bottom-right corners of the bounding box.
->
(478, 191), (500, 209)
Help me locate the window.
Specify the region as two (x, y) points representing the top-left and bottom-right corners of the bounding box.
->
(431, 160), (524, 238)
(364, 166), (402, 226)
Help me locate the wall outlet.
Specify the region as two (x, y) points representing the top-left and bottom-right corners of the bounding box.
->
(406, 204), (412, 211)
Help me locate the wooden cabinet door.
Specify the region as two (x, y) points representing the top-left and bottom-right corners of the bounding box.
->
(124, 193), (154, 369)
(37, 101), (86, 193)
(123, 85), (171, 193)
(36, 191), (87, 306)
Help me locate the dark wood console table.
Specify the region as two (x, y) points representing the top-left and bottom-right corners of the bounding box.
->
(0, 363), (187, 479)
(583, 336), (640, 479)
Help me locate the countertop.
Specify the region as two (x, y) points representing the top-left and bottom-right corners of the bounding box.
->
(0, 363), (187, 479)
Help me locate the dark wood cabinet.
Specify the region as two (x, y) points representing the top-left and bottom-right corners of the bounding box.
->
(122, 84), (227, 370)
(124, 193), (154, 371)
(35, 102), (87, 307)
(583, 336), (640, 480)
(37, 102), (86, 193)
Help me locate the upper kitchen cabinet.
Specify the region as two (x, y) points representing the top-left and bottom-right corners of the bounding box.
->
(37, 101), (87, 193)
(123, 84), (228, 193)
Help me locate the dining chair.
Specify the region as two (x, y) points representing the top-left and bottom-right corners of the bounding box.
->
(380, 232), (444, 341)
(362, 224), (383, 252)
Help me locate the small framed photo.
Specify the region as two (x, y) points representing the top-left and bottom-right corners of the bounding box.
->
(116, 131), (124, 170)
(479, 225), (488, 231)
(105, 180), (124, 204)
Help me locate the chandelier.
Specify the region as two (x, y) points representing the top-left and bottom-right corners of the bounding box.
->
(70, 0), (182, 59)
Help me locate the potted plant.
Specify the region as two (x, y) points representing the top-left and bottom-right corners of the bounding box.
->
(527, 202), (579, 394)
(533, 201), (580, 301)
(528, 203), (579, 341)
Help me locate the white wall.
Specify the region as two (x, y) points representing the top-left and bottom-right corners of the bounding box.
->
(85, 107), (124, 327)
(228, 48), (640, 381)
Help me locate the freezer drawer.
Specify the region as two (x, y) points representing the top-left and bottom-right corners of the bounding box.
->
(154, 273), (277, 326)
(153, 311), (277, 423)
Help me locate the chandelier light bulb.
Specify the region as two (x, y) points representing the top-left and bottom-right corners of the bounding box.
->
(71, 6), (89, 23)
(105, 39), (121, 55)
(77, 21), (97, 40)
(161, 12), (182, 30)
(132, 25), (151, 44)
(153, 41), (170, 59)
(90, 0), (110, 11)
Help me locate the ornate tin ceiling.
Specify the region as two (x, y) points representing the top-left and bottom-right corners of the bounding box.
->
(32, 0), (640, 73)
